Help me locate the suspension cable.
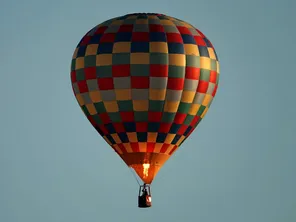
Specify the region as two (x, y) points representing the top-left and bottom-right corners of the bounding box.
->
(129, 167), (141, 186)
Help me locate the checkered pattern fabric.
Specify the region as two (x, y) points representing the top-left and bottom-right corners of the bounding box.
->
(71, 13), (220, 156)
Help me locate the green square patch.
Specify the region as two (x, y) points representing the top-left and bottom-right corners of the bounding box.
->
(216, 74), (220, 84)
(108, 112), (122, 122)
(149, 100), (164, 112)
(168, 66), (185, 78)
(186, 55), (200, 68)
(112, 53), (130, 65)
(96, 65), (112, 78)
(197, 105), (206, 116)
(183, 115), (194, 125)
(123, 19), (136, 24)
(118, 100), (133, 112)
(94, 102), (106, 113)
(131, 64), (150, 76)
(150, 53), (168, 65)
(211, 59), (217, 70)
(134, 111), (148, 122)
(177, 102), (191, 114)
(84, 55), (96, 68)
(71, 59), (76, 71)
(200, 69), (210, 81)
(92, 115), (102, 125)
(81, 105), (90, 116)
(161, 112), (175, 123)
(76, 69), (85, 81)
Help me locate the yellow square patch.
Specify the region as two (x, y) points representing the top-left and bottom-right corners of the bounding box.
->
(164, 101), (179, 112)
(181, 91), (196, 103)
(89, 91), (102, 103)
(111, 20), (124, 25)
(149, 89), (166, 100)
(138, 142), (147, 152)
(104, 101), (119, 112)
(160, 20), (174, 25)
(200, 57), (211, 70)
(96, 54), (112, 66)
(111, 134), (122, 144)
(86, 44), (99, 56)
(85, 104), (97, 115)
(154, 143), (163, 153)
(75, 57), (84, 70)
(217, 61), (220, 73)
(136, 19), (148, 24)
(133, 100), (149, 111)
(112, 144), (123, 154)
(176, 135), (186, 146)
(184, 44), (199, 56)
(165, 144), (177, 155)
(127, 132), (138, 142)
(75, 94), (85, 106)
(169, 54), (185, 66)
(150, 42), (168, 53)
(147, 132), (157, 142)
(130, 53), (150, 64)
(115, 89), (131, 100)
(188, 104), (200, 115)
(207, 48), (216, 60)
(201, 107), (209, 118)
(113, 42), (131, 53)
(202, 94), (212, 107)
(123, 143), (133, 153)
(164, 134), (176, 144)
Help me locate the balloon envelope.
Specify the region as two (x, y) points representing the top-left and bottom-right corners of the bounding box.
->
(70, 13), (220, 184)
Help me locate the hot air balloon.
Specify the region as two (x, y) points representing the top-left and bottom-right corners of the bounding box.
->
(70, 13), (220, 208)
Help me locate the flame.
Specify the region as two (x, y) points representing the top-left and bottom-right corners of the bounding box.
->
(142, 163), (150, 178)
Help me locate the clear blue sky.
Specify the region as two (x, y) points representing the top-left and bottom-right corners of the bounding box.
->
(1, 0), (296, 221)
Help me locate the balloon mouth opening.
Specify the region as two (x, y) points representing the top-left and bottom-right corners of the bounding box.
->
(120, 152), (171, 184)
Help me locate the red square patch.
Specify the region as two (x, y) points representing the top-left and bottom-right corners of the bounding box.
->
(132, 32), (149, 42)
(112, 64), (130, 77)
(209, 71), (217, 83)
(147, 142), (155, 152)
(174, 113), (187, 124)
(166, 33), (183, 43)
(149, 24), (164, 32)
(99, 113), (111, 124)
(100, 33), (116, 43)
(77, 80), (88, 93)
(97, 78), (114, 90)
(160, 143), (170, 153)
(113, 123), (125, 133)
(194, 36), (207, 46)
(95, 26), (108, 34)
(148, 112), (162, 122)
(196, 80), (209, 93)
(176, 26), (191, 34)
(185, 67), (200, 80)
(84, 67), (96, 79)
(159, 123), (172, 133)
(120, 111), (134, 122)
(130, 142), (140, 152)
(118, 25), (133, 32)
(131, 76), (149, 89)
(150, 64), (168, 77)
(136, 122), (148, 132)
(71, 71), (76, 83)
(167, 78), (184, 90)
